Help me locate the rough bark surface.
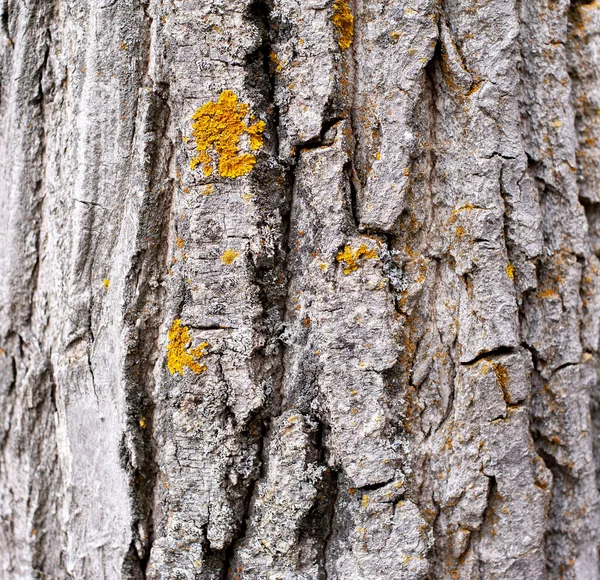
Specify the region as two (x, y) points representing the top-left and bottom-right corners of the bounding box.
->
(1, 0), (600, 579)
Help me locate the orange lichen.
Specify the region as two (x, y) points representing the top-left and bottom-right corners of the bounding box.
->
(103, 279), (110, 289)
(336, 244), (378, 274)
(332, 0), (354, 50)
(493, 363), (509, 394)
(220, 248), (240, 265)
(190, 90), (266, 178)
(176, 237), (185, 248)
(451, 203), (476, 215)
(269, 51), (283, 72)
(166, 319), (209, 376)
(506, 263), (514, 279)
(537, 288), (560, 299)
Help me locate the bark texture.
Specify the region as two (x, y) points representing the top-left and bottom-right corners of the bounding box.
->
(1, 0), (600, 578)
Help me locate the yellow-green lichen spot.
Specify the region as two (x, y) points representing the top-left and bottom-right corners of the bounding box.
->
(336, 244), (378, 274)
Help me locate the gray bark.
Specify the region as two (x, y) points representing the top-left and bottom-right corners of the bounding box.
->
(1, 0), (599, 578)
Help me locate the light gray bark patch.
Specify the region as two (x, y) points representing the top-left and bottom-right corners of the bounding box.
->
(353, 0), (439, 233)
(0, 2), (67, 577)
(0, 0), (53, 334)
(228, 412), (326, 576)
(430, 359), (550, 579)
(532, 363), (600, 578)
(3, 0), (600, 578)
(520, 1), (600, 578)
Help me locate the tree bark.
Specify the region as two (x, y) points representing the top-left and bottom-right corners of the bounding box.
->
(1, 0), (600, 578)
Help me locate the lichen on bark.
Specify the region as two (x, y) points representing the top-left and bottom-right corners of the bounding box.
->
(1, 0), (600, 578)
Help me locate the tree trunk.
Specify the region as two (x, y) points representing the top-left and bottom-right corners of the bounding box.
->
(1, 0), (599, 578)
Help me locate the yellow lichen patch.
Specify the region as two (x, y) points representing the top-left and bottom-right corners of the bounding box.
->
(336, 244), (378, 274)
(201, 184), (214, 196)
(103, 279), (110, 289)
(332, 0), (354, 50)
(269, 51), (283, 72)
(220, 248), (240, 265)
(166, 319), (209, 376)
(241, 192), (255, 203)
(506, 262), (514, 279)
(139, 417), (147, 429)
(190, 90), (266, 178)
(176, 237), (185, 248)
